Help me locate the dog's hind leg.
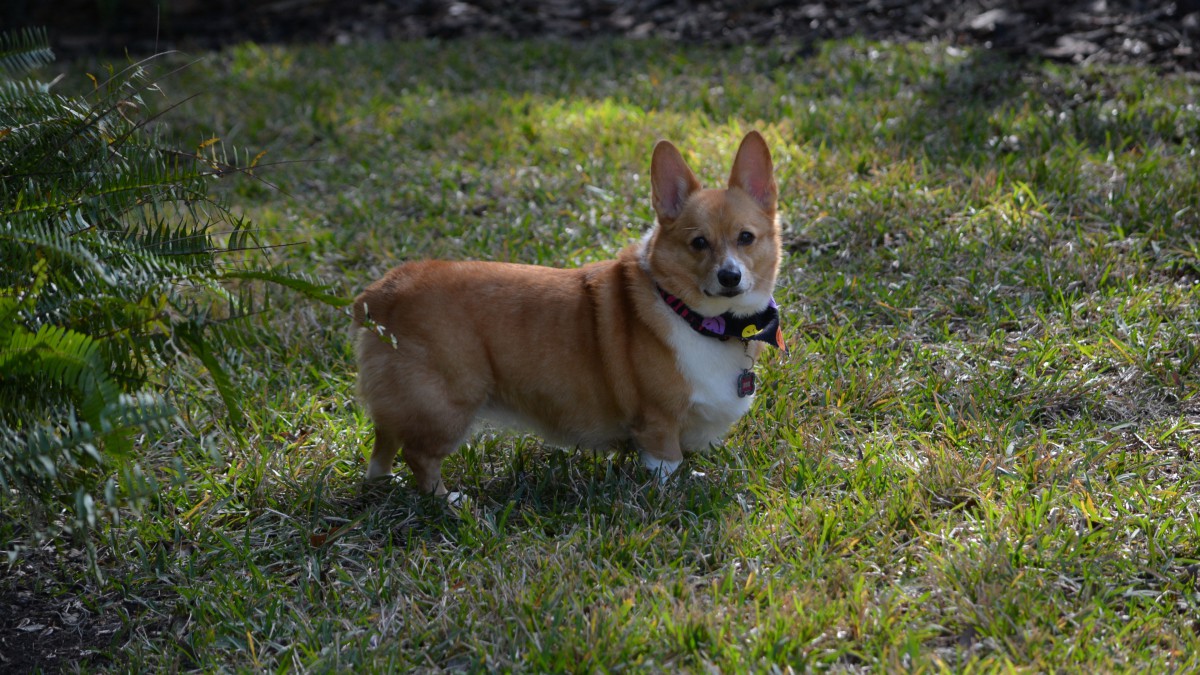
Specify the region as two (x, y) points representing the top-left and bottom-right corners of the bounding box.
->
(402, 441), (454, 495)
(365, 427), (402, 481)
(400, 410), (474, 495)
(365, 417), (470, 495)
(357, 329), (486, 494)
(373, 389), (477, 495)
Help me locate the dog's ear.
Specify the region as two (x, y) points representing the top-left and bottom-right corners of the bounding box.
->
(651, 140), (702, 225)
(728, 131), (776, 214)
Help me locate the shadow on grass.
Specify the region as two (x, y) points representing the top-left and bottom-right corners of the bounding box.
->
(342, 440), (750, 551)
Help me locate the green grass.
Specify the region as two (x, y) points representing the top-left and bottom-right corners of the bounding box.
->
(16, 37), (1200, 670)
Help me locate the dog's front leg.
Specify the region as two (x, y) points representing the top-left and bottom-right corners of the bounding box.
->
(634, 418), (684, 483)
(640, 453), (682, 482)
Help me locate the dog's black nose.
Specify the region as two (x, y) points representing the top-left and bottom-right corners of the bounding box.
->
(717, 267), (742, 288)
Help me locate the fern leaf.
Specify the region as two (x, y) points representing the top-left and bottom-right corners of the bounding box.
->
(176, 326), (245, 428)
(0, 27), (53, 75)
(222, 268), (352, 307)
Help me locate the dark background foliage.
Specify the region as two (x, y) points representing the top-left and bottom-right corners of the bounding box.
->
(6, 0), (1200, 70)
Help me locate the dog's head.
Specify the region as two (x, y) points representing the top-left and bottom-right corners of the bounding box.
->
(643, 131), (781, 317)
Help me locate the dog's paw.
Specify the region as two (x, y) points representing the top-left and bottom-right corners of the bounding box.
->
(361, 472), (400, 497)
(445, 491), (471, 508)
(365, 458), (396, 481)
(640, 452), (683, 484)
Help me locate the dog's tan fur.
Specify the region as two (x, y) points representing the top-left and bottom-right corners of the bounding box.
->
(354, 131), (780, 494)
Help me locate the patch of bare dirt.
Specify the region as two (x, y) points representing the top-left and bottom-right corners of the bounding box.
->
(0, 549), (119, 673)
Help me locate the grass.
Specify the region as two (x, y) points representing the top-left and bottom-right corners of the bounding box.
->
(11, 36), (1200, 670)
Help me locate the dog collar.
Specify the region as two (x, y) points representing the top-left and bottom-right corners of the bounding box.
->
(657, 287), (785, 351)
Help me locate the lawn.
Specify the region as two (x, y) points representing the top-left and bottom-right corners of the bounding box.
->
(10, 36), (1200, 670)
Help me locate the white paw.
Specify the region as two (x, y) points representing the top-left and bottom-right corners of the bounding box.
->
(365, 458), (394, 481)
(363, 469), (397, 486)
(446, 491), (471, 508)
(640, 453), (683, 484)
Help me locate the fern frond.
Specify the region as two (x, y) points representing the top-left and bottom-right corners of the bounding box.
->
(223, 268), (353, 307)
(0, 27), (53, 75)
(1, 28), (344, 562)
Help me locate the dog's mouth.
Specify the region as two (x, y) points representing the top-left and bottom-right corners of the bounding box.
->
(704, 289), (744, 298)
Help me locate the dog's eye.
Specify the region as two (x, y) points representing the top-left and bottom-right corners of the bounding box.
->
(690, 236), (709, 251)
(738, 231), (755, 245)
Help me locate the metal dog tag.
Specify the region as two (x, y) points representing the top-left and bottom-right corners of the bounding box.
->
(736, 369), (755, 398)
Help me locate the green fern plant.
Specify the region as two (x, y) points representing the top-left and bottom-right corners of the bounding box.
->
(0, 27), (54, 73)
(0, 29), (345, 563)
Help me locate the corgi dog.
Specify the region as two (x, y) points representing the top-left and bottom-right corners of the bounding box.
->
(353, 131), (784, 494)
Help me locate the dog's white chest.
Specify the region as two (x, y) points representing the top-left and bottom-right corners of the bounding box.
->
(662, 316), (754, 450)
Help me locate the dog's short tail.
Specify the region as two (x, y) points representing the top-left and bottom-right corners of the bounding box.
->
(351, 296), (368, 327)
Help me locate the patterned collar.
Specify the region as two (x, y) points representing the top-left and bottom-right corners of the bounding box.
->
(657, 287), (785, 351)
